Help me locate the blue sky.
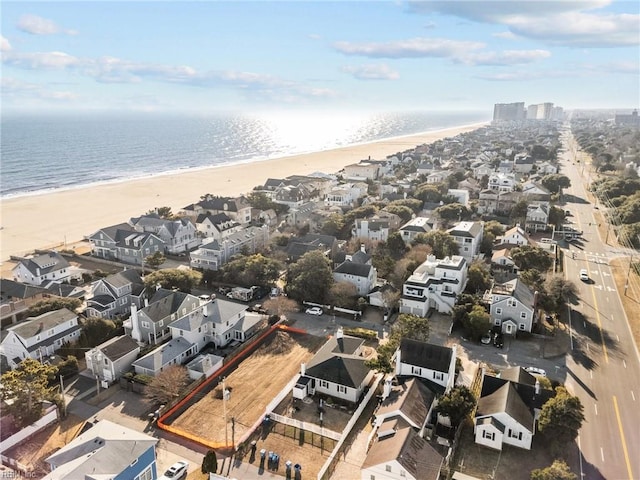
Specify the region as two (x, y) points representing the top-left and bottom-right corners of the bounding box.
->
(1, 1), (638, 113)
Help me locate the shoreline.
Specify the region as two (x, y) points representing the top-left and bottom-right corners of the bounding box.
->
(0, 122), (486, 262)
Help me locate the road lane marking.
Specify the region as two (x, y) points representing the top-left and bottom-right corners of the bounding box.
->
(590, 371), (593, 379)
(623, 360), (627, 369)
(594, 404), (598, 415)
(632, 391), (636, 401)
(616, 334), (620, 341)
(578, 435), (585, 479)
(613, 396), (634, 479)
(601, 447), (605, 463)
(584, 261), (609, 363)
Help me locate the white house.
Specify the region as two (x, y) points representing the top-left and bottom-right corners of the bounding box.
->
(352, 218), (390, 242)
(85, 335), (140, 384)
(185, 353), (224, 381)
(484, 277), (537, 334)
(447, 221), (484, 262)
(12, 251), (70, 287)
(399, 217), (438, 244)
(333, 246), (377, 296)
(474, 367), (554, 451)
(195, 213), (242, 240)
(497, 225), (531, 247)
(296, 330), (373, 404)
(374, 377), (436, 435)
(394, 339), (457, 392)
(189, 225), (269, 271)
(361, 427), (443, 480)
(325, 183), (364, 207)
(525, 202), (550, 232)
(491, 248), (517, 273)
(132, 337), (197, 377)
(447, 189), (470, 207)
(1, 309), (81, 368)
(400, 255), (467, 315)
(342, 161), (380, 181)
(85, 269), (145, 319)
(488, 173), (516, 192)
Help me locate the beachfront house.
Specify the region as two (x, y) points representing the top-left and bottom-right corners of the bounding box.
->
(180, 195), (252, 225)
(44, 420), (158, 480)
(88, 223), (164, 266)
(11, 251), (70, 287)
(1, 308), (81, 368)
(85, 269), (146, 319)
(129, 213), (200, 254)
(394, 339), (457, 392)
(85, 335), (140, 385)
(342, 160), (380, 181)
(0, 279), (50, 327)
(400, 255), (468, 316)
(195, 212), (243, 240)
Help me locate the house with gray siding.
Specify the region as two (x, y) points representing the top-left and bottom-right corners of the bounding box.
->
(484, 276), (537, 334)
(129, 213), (200, 254)
(85, 335), (140, 384)
(85, 269), (145, 319)
(88, 223), (164, 266)
(132, 337), (197, 376)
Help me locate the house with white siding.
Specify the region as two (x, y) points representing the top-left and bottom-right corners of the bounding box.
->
(342, 161), (380, 181)
(447, 221), (484, 262)
(474, 367), (554, 451)
(189, 225), (269, 271)
(352, 218), (390, 242)
(333, 246), (377, 296)
(295, 329), (373, 404)
(399, 217), (438, 244)
(12, 251), (70, 287)
(129, 213), (200, 254)
(85, 269), (145, 319)
(400, 255), (467, 316)
(394, 339), (457, 392)
(1, 308), (81, 368)
(132, 337), (197, 377)
(195, 213), (243, 240)
(85, 335), (140, 384)
(180, 195), (252, 225)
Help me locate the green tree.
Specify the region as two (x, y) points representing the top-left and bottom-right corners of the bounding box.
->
(434, 203), (469, 223)
(541, 174), (571, 194)
(145, 251), (166, 268)
(365, 341), (397, 374)
(202, 450), (218, 474)
(464, 305), (492, 341)
(286, 250), (333, 303)
(465, 262), (491, 294)
(222, 254), (282, 287)
(548, 206), (566, 227)
(510, 199), (529, 223)
(519, 269), (544, 289)
(145, 365), (190, 405)
(28, 299), (82, 317)
(0, 358), (58, 427)
(321, 213), (346, 237)
(143, 268), (202, 293)
(511, 246), (553, 272)
(531, 460), (577, 480)
(545, 276), (577, 311)
(436, 385), (476, 427)
(414, 231), (459, 258)
(385, 232), (408, 258)
(538, 386), (585, 453)
(384, 205), (413, 223)
(388, 198), (423, 213)
(484, 220), (505, 238)
(246, 191), (274, 210)
(391, 313), (430, 344)
(147, 206), (174, 219)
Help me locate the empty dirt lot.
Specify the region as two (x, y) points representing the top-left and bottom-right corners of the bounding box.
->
(171, 331), (326, 446)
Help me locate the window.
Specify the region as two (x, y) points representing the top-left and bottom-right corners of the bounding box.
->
(400, 471), (406, 477)
(519, 323), (526, 330)
(508, 299), (517, 307)
(319, 380), (329, 389)
(520, 312), (527, 319)
(509, 429), (523, 440)
(411, 366), (422, 376)
(337, 385), (347, 394)
(482, 430), (495, 441)
(104, 358), (108, 365)
(385, 465), (392, 472)
(136, 464), (153, 480)
(158, 320), (163, 327)
(433, 372), (444, 381)
(495, 308), (502, 315)
(370, 476), (376, 480)
(141, 321), (150, 328)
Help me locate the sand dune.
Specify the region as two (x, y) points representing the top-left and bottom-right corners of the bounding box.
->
(0, 123), (485, 262)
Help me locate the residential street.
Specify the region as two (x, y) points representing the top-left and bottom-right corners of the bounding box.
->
(558, 129), (640, 480)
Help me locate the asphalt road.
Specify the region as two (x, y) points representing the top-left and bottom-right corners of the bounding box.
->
(559, 128), (640, 480)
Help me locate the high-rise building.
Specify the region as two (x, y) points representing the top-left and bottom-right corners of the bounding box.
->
(493, 102), (525, 122)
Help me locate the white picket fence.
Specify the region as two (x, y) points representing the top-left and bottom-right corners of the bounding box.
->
(0, 403), (58, 454)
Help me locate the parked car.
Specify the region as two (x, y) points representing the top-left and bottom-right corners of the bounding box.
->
(524, 366), (547, 377)
(579, 269), (589, 281)
(159, 461), (189, 480)
(493, 332), (504, 348)
(305, 306), (323, 316)
(480, 331), (492, 345)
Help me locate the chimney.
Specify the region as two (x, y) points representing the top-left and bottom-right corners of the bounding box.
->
(36, 267), (41, 277)
(336, 327), (343, 339)
(360, 244), (366, 253)
(300, 363), (306, 376)
(534, 379), (541, 395)
(203, 302), (209, 317)
(130, 304), (142, 342)
(382, 378), (392, 400)
(533, 291), (539, 309)
(144, 297), (149, 307)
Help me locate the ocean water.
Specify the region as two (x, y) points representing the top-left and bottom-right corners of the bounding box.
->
(0, 110), (489, 198)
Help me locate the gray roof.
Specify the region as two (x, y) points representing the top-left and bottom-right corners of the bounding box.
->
(377, 377), (435, 428)
(447, 221), (483, 238)
(142, 289), (199, 323)
(15, 251), (69, 276)
(305, 335), (369, 388)
(362, 427), (443, 480)
(97, 335), (140, 362)
(90, 223), (134, 241)
(476, 382), (534, 433)
(132, 337), (194, 372)
(0, 279), (48, 301)
(44, 419), (157, 480)
(169, 298), (246, 332)
(334, 261), (373, 278)
(9, 308), (77, 340)
(499, 366), (536, 386)
(399, 339), (453, 374)
(103, 269), (144, 290)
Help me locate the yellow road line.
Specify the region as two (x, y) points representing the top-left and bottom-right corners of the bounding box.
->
(583, 260), (608, 363)
(613, 396), (634, 480)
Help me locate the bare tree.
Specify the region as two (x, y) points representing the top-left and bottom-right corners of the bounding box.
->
(145, 365), (190, 405)
(262, 296), (299, 319)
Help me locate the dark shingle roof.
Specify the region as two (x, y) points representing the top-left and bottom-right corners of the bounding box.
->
(98, 335), (140, 362)
(305, 335), (369, 388)
(0, 279), (48, 301)
(399, 339), (453, 373)
(15, 251), (69, 276)
(477, 382), (534, 433)
(377, 377), (435, 428)
(334, 261), (372, 278)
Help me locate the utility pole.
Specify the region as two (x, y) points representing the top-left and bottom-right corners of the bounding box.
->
(222, 377), (231, 447)
(625, 252), (634, 296)
(60, 374), (66, 416)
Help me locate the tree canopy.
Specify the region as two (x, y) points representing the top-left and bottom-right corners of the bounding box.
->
(465, 262), (492, 294)
(145, 365), (190, 405)
(221, 254), (282, 287)
(145, 251), (166, 268)
(285, 250), (333, 303)
(538, 386), (585, 453)
(511, 245), (553, 273)
(531, 460), (577, 480)
(413, 231), (459, 259)
(541, 174), (571, 194)
(28, 298), (81, 317)
(436, 385), (476, 427)
(0, 358), (58, 427)
(143, 268), (202, 293)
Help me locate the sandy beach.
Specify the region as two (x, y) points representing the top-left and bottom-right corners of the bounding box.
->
(0, 123), (485, 262)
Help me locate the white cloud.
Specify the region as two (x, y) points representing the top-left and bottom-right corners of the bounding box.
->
(17, 14), (77, 36)
(458, 49), (551, 66)
(3, 51), (80, 69)
(1, 76), (78, 101)
(492, 31), (518, 40)
(308, 34), (322, 40)
(333, 37), (484, 58)
(407, 0), (639, 47)
(1, 35), (11, 52)
(341, 64), (400, 80)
